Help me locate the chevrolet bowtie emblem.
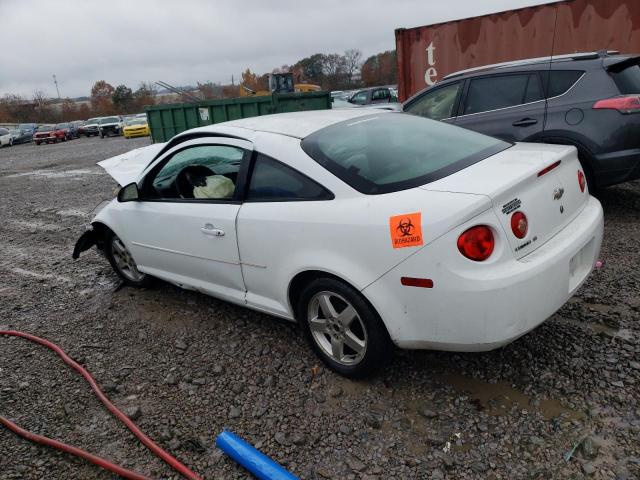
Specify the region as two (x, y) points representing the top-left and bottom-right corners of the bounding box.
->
(553, 187), (564, 200)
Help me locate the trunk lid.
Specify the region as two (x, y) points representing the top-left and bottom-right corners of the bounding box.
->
(421, 143), (588, 259)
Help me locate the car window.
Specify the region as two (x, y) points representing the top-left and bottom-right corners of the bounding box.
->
(350, 91), (368, 105)
(539, 70), (583, 98)
(610, 63), (640, 94)
(523, 74), (544, 103)
(301, 113), (510, 195)
(145, 145), (245, 200)
(246, 154), (332, 201)
(404, 82), (461, 120)
(464, 74), (534, 115)
(372, 89), (390, 101)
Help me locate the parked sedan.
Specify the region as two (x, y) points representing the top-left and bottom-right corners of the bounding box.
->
(73, 110), (603, 377)
(54, 122), (76, 140)
(33, 124), (67, 144)
(0, 128), (13, 147)
(9, 128), (33, 144)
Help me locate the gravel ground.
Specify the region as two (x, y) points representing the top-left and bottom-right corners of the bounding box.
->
(0, 136), (638, 480)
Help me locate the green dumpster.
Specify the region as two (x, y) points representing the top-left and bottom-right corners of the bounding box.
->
(145, 91), (331, 143)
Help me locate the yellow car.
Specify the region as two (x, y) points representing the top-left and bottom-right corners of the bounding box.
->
(122, 118), (150, 138)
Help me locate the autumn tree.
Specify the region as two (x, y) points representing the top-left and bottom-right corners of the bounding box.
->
(90, 80), (115, 115)
(240, 69), (268, 93)
(361, 50), (397, 87)
(133, 82), (156, 111)
(294, 54), (325, 85)
(60, 98), (78, 121)
(344, 49), (363, 86)
(112, 84), (134, 113)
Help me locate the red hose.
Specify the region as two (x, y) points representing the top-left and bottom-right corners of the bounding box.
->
(0, 330), (202, 480)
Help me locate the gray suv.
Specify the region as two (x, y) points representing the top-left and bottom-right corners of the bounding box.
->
(403, 51), (640, 189)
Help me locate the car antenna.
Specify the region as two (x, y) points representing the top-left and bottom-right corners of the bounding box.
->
(542, 5), (559, 139)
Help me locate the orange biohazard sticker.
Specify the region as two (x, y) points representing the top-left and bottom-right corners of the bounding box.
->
(389, 212), (423, 249)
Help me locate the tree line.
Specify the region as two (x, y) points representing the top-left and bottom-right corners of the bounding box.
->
(0, 49), (397, 123)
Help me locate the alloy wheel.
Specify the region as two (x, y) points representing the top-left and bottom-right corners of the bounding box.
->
(307, 291), (367, 366)
(110, 236), (145, 282)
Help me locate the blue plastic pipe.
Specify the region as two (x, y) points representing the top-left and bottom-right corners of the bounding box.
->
(216, 430), (299, 480)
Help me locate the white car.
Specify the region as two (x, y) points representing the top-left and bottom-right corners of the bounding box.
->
(0, 127), (13, 147)
(73, 110), (604, 377)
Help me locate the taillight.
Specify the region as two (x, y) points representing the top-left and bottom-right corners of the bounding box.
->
(578, 170), (586, 193)
(457, 226), (494, 261)
(510, 212), (528, 239)
(593, 95), (640, 114)
(537, 160), (561, 177)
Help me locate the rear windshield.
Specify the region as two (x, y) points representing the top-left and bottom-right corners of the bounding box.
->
(611, 62), (640, 94)
(301, 113), (510, 194)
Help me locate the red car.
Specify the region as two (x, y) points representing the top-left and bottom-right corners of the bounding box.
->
(33, 125), (67, 145)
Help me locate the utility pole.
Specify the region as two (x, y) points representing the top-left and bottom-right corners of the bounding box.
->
(52, 74), (61, 99)
(231, 74), (234, 86)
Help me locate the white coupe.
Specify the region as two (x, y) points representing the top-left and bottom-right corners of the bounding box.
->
(74, 110), (604, 377)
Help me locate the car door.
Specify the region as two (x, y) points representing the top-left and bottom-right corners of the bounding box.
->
(403, 81), (462, 124)
(237, 152), (334, 317)
(454, 72), (546, 142)
(349, 90), (369, 106)
(116, 137), (252, 304)
(370, 88), (391, 104)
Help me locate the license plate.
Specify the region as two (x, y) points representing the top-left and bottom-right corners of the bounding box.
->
(569, 238), (595, 292)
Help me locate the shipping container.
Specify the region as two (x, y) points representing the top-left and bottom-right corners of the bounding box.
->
(145, 91), (331, 143)
(395, 0), (640, 101)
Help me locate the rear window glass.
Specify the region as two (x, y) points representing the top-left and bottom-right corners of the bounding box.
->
(301, 114), (510, 195)
(611, 63), (640, 94)
(540, 70), (583, 98)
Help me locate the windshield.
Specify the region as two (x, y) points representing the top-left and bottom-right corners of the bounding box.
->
(37, 125), (54, 131)
(0, 128), (8, 135)
(18, 124), (33, 130)
(301, 113), (510, 194)
(100, 117), (120, 124)
(126, 119), (147, 126)
(10, 129), (20, 134)
(55, 123), (68, 129)
(87, 118), (99, 124)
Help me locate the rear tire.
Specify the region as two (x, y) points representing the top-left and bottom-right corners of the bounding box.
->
(296, 277), (391, 378)
(105, 230), (151, 287)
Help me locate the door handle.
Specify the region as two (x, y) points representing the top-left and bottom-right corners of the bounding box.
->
(512, 118), (538, 127)
(201, 223), (225, 237)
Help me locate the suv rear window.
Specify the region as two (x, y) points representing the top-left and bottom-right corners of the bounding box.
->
(301, 114), (510, 195)
(540, 71), (583, 98)
(610, 63), (640, 94)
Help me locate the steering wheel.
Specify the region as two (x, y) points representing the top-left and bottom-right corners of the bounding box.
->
(175, 165), (215, 198)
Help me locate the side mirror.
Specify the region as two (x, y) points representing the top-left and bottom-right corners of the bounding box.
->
(117, 182), (140, 202)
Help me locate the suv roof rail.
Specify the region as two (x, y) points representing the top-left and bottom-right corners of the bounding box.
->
(442, 50), (621, 80)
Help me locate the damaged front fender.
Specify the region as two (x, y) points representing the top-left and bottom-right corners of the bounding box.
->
(72, 228), (100, 259)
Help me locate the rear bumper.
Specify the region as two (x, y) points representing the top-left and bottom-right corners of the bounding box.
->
(363, 196), (604, 351)
(593, 148), (640, 187)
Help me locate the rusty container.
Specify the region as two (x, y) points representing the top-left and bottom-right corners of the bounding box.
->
(395, 0), (640, 101)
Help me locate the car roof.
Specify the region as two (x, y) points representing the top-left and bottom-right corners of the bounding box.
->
(442, 50), (634, 80)
(202, 109), (383, 139)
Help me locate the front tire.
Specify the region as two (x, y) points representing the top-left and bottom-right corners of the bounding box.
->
(297, 277), (391, 378)
(105, 230), (150, 287)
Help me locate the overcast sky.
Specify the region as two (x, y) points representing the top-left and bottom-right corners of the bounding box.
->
(1, 0), (556, 98)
